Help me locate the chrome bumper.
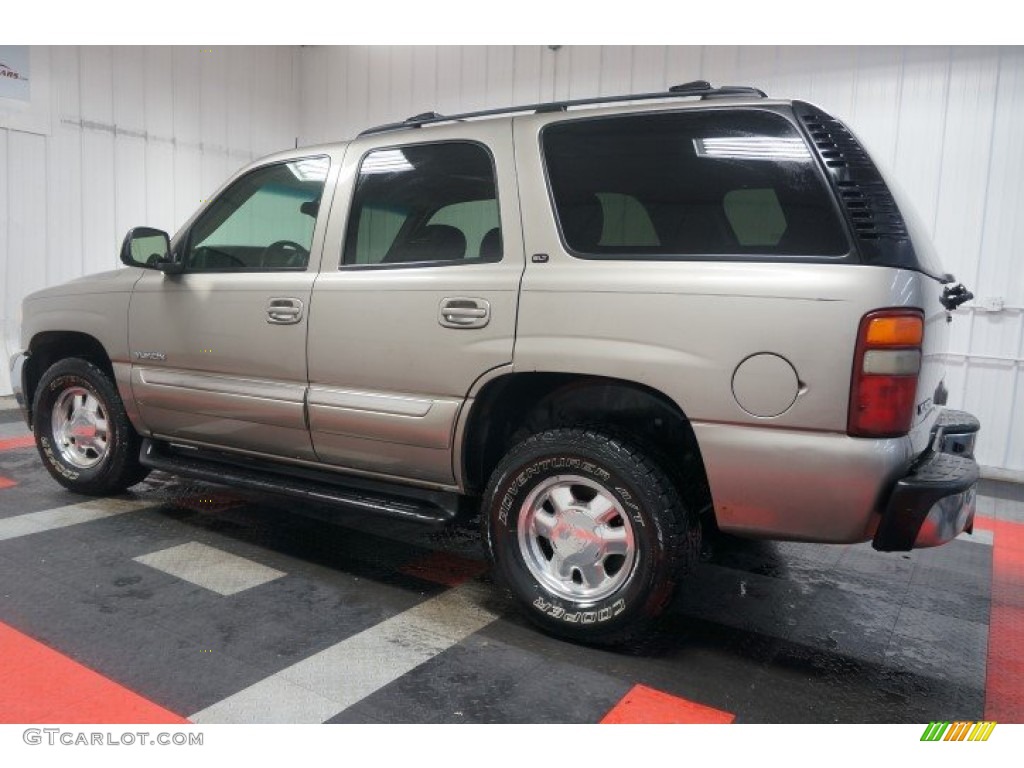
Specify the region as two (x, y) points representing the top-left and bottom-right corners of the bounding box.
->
(8, 351), (31, 428)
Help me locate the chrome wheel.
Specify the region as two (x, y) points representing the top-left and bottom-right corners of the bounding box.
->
(51, 386), (110, 469)
(517, 474), (637, 602)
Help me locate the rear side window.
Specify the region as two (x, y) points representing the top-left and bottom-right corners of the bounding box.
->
(343, 142), (501, 267)
(542, 110), (849, 259)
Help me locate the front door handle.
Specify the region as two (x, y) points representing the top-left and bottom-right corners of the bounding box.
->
(266, 297), (304, 325)
(439, 297), (490, 329)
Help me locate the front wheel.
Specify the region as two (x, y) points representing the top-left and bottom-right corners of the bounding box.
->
(482, 428), (700, 644)
(32, 358), (149, 495)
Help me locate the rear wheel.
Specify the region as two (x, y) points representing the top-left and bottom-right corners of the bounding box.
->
(482, 427), (699, 644)
(32, 358), (149, 495)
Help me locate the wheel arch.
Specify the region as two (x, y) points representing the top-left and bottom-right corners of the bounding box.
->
(458, 372), (714, 523)
(23, 331), (115, 427)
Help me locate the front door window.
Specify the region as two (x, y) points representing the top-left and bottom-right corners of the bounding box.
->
(187, 156), (330, 272)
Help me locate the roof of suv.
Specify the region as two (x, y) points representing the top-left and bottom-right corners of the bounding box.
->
(357, 80), (770, 136)
(263, 81), (792, 165)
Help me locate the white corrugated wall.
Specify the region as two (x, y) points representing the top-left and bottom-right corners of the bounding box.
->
(298, 45), (1024, 476)
(0, 45), (301, 394)
(2, 46), (1022, 475)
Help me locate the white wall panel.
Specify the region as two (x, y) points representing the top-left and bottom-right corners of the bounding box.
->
(933, 47), (998, 290)
(847, 46), (904, 168)
(113, 137), (147, 251)
(486, 47), (515, 110)
(345, 46), (372, 139)
(433, 46), (462, 117)
(226, 47), (255, 158)
(460, 47), (488, 112)
(7, 132), (48, 358)
(666, 47), (702, 88)
(389, 46), (415, 117)
(411, 47), (437, 118)
(511, 46), (543, 107)
(297, 45), (1024, 473)
(300, 46), (328, 146)
(599, 46), (633, 97)
(702, 45), (739, 86)
(631, 46), (665, 93)
(0, 45), (300, 396)
(366, 47), (391, 130)
(564, 46), (600, 100)
(80, 130), (117, 276)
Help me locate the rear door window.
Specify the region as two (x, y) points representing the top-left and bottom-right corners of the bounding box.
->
(343, 142), (501, 267)
(541, 110), (849, 260)
(427, 200), (501, 259)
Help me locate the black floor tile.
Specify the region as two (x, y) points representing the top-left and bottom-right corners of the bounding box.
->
(0, 451), (1003, 724)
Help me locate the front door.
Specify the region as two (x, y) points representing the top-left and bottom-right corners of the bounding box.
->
(128, 153), (337, 461)
(307, 123), (524, 486)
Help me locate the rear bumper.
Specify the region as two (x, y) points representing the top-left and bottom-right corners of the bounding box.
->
(8, 351), (31, 428)
(695, 409), (980, 548)
(872, 409), (980, 552)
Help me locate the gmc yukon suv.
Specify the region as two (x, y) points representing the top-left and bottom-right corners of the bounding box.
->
(9, 81), (981, 642)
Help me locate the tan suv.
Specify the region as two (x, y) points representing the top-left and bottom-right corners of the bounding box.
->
(9, 81), (981, 642)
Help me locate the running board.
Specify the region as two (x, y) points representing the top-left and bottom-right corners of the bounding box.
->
(139, 439), (458, 527)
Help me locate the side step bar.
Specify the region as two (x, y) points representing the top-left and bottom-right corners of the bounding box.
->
(139, 439), (459, 527)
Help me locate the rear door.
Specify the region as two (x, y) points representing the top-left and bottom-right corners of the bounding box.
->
(128, 153), (339, 460)
(307, 122), (524, 486)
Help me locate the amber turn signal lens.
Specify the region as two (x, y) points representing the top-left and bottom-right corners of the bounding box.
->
(865, 315), (924, 346)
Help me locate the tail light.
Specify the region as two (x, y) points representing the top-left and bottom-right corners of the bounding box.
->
(848, 309), (924, 438)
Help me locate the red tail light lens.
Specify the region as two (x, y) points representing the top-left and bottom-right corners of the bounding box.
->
(848, 309), (924, 438)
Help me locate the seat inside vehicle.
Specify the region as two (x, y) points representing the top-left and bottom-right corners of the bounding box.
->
(384, 224), (467, 264)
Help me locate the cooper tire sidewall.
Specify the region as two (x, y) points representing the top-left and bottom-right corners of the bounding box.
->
(489, 448), (672, 637)
(34, 371), (117, 485)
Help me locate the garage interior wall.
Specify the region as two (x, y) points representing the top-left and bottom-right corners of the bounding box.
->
(2, 46), (1022, 477)
(0, 45), (301, 393)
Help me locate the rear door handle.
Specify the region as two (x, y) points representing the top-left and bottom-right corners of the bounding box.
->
(266, 297), (304, 325)
(439, 297), (490, 329)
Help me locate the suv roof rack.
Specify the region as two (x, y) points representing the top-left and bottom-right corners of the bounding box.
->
(358, 80), (767, 137)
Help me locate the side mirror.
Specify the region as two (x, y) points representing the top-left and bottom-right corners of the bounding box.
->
(120, 227), (183, 273)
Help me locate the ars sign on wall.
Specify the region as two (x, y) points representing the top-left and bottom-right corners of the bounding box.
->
(0, 46), (30, 102)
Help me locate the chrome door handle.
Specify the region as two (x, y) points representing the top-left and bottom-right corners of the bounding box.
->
(266, 297), (304, 325)
(439, 298), (490, 329)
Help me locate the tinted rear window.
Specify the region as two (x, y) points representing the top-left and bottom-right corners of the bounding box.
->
(343, 142), (500, 267)
(542, 110), (849, 259)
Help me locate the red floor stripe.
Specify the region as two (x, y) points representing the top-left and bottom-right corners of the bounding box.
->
(601, 683), (735, 724)
(0, 476), (17, 489)
(976, 515), (1024, 723)
(0, 435), (35, 452)
(399, 551), (487, 587)
(0, 622), (188, 724)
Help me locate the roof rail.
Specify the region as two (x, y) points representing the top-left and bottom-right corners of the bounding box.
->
(357, 80), (767, 137)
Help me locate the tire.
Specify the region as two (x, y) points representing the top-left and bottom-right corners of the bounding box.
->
(482, 427), (700, 644)
(32, 358), (149, 495)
